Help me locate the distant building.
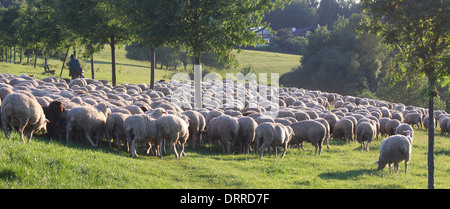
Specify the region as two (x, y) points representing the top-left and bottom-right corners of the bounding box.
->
(291, 27), (315, 37)
(254, 28), (271, 47)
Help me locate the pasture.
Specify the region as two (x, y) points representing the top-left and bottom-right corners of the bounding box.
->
(0, 48), (301, 84)
(0, 127), (448, 189)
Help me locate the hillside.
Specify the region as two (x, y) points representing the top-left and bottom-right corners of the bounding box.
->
(0, 48), (301, 84)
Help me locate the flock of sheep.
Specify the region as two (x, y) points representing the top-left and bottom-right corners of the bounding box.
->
(1, 73), (449, 174)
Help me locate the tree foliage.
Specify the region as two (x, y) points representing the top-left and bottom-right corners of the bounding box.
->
(280, 14), (392, 96)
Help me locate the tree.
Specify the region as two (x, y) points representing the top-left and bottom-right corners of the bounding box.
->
(280, 14), (393, 96)
(178, 0), (286, 108)
(263, 0), (318, 31)
(55, 0), (131, 86)
(361, 0), (450, 189)
(117, 0), (182, 89)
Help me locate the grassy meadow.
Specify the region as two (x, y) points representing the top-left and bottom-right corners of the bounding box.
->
(0, 47), (301, 85)
(0, 127), (448, 189)
(0, 49), (448, 189)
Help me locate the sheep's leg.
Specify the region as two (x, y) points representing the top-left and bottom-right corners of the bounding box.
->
(318, 143), (323, 155)
(172, 140), (180, 158)
(25, 129), (33, 143)
(394, 162), (399, 173)
(18, 119), (29, 143)
(405, 162), (408, 175)
(2, 119), (9, 139)
(158, 139), (164, 159)
(85, 133), (98, 148)
(273, 146), (278, 158)
(281, 146), (287, 158)
(129, 137), (137, 158)
(388, 163), (392, 173)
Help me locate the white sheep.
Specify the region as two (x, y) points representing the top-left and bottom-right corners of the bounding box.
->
(156, 115), (189, 159)
(65, 103), (111, 147)
(255, 123), (293, 158)
(1, 93), (49, 143)
(105, 112), (129, 151)
(376, 131), (413, 174)
(124, 114), (159, 158)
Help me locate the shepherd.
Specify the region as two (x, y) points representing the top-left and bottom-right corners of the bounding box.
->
(67, 54), (84, 79)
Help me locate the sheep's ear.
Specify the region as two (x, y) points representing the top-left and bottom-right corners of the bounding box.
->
(45, 119), (50, 123)
(374, 160), (379, 164)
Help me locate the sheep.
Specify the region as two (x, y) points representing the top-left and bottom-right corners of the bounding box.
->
(207, 115), (239, 154)
(156, 115), (189, 158)
(385, 119), (401, 136)
(1, 93), (49, 143)
(289, 120), (326, 155)
(439, 117), (450, 135)
(423, 115), (436, 131)
(314, 118), (330, 149)
(332, 118), (354, 142)
(65, 103), (111, 147)
(181, 110), (206, 149)
(237, 116), (258, 154)
(378, 117), (390, 137)
(124, 114), (159, 158)
(42, 100), (65, 140)
(105, 113), (129, 151)
(255, 123), (293, 158)
(404, 112), (422, 129)
(376, 131), (413, 174)
(356, 122), (377, 151)
(394, 124), (414, 140)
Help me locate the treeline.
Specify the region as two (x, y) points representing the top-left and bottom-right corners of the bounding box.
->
(0, 0), (285, 88)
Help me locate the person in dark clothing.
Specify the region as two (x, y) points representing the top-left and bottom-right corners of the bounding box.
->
(67, 54), (84, 79)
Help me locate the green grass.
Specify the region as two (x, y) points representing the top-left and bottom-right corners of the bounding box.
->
(0, 128), (448, 189)
(0, 47), (300, 85)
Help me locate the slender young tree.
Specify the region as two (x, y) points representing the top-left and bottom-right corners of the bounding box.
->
(117, 0), (183, 90)
(361, 0), (449, 189)
(178, 0), (286, 108)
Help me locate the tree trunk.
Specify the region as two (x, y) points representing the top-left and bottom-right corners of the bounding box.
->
(427, 77), (435, 189)
(110, 35), (117, 86)
(193, 53), (202, 109)
(9, 47), (12, 63)
(91, 55), (95, 79)
(13, 47), (16, 63)
(19, 48), (22, 63)
(60, 47), (70, 78)
(34, 46), (38, 68)
(149, 44), (156, 90)
(27, 49), (29, 64)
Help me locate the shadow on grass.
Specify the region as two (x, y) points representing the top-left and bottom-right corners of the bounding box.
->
(318, 169), (377, 180)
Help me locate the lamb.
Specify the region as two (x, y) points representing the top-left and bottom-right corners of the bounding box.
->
(156, 115), (189, 158)
(65, 103), (111, 147)
(356, 121), (377, 151)
(289, 120), (326, 155)
(1, 93), (49, 143)
(332, 118), (354, 142)
(237, 116), (258, 154)
(255, 123), (293, 158)
(106, 113), (129, 151)
(207, 115), (239, 154)
(376, 131), (413, 174)
(124, 114), (159, 158)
